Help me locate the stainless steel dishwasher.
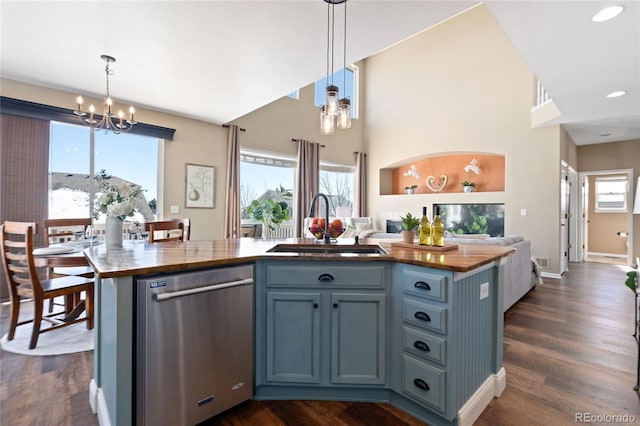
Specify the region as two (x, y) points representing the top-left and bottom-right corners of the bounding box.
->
(136, 264), (254, 426)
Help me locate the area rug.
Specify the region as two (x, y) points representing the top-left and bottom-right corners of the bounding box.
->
(0, 300), (93, 356)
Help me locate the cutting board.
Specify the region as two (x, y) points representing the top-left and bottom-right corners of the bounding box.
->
(390, 242), (459, 252)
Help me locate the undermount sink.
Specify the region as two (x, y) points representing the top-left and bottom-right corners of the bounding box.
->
(267, 244), (388, 255)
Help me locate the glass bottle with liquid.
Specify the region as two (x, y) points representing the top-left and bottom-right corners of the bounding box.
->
(432, 206), (445, 247)
(418, 206), (431, 245)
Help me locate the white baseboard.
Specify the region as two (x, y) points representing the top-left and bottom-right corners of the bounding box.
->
(587, 251), (627, 259)
(457, 367), (507, 426)
(541, 271), (562, 279)
(89, 379), (98, 413)
(91, 384), (111, 426)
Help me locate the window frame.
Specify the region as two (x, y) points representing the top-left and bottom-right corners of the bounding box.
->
(594, 176), (628, 213)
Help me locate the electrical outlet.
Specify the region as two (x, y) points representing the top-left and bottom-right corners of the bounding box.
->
(520, 208), (527, 216)
(170, 205), (179, 213)
(480, 282), (489, 300)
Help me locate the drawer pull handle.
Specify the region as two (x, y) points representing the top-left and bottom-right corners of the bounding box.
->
(414, 311), (431, 322)
(414, 281), (431, 291)
(318, 273), (334, 282)
(413, 341), (430, 352)
(313, 303), (319, 309)
(413, 378), (430, 391)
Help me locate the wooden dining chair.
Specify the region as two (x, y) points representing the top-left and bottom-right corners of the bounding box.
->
(44, 218), (95, 312)
(144, 219), (185, 243)
(0, 221), (94, 349)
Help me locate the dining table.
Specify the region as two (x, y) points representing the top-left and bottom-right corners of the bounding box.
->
(32, 241), (98, 321)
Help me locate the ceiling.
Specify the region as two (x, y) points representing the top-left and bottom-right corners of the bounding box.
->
(1, 1), (638, 146)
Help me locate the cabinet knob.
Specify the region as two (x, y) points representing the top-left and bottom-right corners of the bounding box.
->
(313, 303), (319, 309)
(333, 303), (338, 308)
(413, 341), (430, 352)
(414, 311), (431, 322)
(413, 378), (430, 391)
(318, 273), (334, 282)
(414, 281), (431, 291)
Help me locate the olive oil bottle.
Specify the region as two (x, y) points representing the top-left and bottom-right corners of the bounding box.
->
(418, 206), (431, 245)
(432, 206), (445, 247)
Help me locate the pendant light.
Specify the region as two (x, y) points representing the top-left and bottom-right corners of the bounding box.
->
(74, 55), (136, 134)
(321, 0), (348, 135)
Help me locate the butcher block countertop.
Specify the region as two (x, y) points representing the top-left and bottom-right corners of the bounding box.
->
(84, 238), (515, 278)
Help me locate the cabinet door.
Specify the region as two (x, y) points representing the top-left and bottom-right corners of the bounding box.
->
(330, 293), (386, 385)
(266, 292), (321, 383)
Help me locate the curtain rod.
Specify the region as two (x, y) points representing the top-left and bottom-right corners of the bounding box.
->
(291, 138), (325, 147)
(222, 124), (246, 132)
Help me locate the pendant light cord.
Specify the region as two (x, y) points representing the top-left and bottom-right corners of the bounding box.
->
(326, 1), (330, 85)
(330, 2), (335, 85)
(342, 1), (347, 94)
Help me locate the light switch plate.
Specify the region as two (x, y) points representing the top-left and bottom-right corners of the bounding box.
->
(170, 205), (180, 213)
(480, 282), (489, 300)
(520, 208), (527, 216)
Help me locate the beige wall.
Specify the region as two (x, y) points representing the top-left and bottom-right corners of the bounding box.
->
(363, 5), (563, 273)
(578, 140), (640, 261)
(1, 78), (228, 240)
(229, 64), (365, 166)
(560, 127), (578, 169)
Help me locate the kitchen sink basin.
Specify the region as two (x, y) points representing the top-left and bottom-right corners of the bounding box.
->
(267, 244), (388, 255)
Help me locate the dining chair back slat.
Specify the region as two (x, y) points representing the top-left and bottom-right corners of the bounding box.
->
(144, 219), (186, 243)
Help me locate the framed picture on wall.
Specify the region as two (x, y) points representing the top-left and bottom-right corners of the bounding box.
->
(185, 163), (215, 208)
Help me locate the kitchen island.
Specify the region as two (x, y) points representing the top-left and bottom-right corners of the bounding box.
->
(84, 238), (513, 426)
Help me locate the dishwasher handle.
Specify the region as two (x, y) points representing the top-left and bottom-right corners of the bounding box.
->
(153, 278), (253, 302)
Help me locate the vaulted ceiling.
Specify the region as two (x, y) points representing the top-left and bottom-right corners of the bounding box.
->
(1, 1), (638, 146)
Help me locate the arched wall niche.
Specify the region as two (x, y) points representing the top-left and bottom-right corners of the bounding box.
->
(380, 152), (505, 195)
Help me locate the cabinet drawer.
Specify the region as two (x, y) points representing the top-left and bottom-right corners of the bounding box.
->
(402, 326), (446, 366)
(402, 269), (447, 302)
(402, 354), (446, 413)
(403, 299), (447, 335)
(266, 264), (385, 288)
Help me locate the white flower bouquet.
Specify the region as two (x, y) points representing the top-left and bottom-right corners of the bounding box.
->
(94, 170), (144, 221)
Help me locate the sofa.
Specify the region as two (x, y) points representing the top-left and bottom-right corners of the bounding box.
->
(337, 217), (539, 312)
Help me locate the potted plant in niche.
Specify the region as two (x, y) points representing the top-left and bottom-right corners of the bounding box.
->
(403, 165), (420, 194)
(462, 158), (481, 193)
(400, 212), (420, 244)
(247, 185), (293, 238)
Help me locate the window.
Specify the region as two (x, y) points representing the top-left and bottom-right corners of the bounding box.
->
(239, 150), (354, 234)
(314, 66), (358, 118)
(240, 149), (296, 223)
(49, 121), (160, 222)
(320, 162), (355, 217)
(287, 90), (299, 100)
(595, 176), (628, 212)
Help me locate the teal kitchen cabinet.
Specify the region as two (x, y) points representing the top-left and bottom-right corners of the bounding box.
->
(257, 261), (388, 387)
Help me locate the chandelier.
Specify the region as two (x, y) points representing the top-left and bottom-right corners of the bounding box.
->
(320, 0), (350, 135)
(74, 54), (136, 134)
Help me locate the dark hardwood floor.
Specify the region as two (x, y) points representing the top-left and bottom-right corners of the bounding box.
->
(1, 261), (638, 425)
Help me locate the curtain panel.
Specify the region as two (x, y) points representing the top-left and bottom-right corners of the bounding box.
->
(294, 139), (321, 237)
(354, 152), (367, 217)
(0, 114), (50, 301)
(224, 125), (241, 239)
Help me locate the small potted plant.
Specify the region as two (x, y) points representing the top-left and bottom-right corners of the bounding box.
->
(461, 181), (477, 193)
(403, 165), (420, 194)
(462, 158), (481, 193)
(400, 212), (420, 244)
(404, 184), (418, 195)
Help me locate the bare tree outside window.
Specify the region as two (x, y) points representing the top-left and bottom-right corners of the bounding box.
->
(320, 171), (353, 217)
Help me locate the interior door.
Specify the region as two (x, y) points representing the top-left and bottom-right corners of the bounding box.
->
(560, 165), (569, 273)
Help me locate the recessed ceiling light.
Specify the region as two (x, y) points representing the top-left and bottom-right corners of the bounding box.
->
(592, 5), (624, 22)
(606, 90), (627, 98)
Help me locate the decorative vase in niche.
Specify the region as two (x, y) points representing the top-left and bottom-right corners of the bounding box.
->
(406, 188), (415, 195)
(105, 216), (123, 247)
(463, 186), (473, 193)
